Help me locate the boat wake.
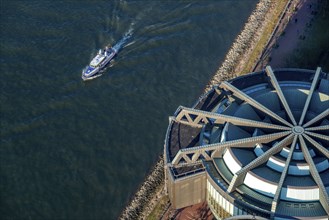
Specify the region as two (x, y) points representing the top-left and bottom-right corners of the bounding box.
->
(112, 28), (133, 52)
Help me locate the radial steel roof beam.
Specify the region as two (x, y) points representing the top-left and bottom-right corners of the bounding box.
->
(305, 131), (329, 142)
(171, 131), (291, 165)
(176, 106), (290, 130)
(298, 67), (322, 125)
(299, 135), (329, 215)
(219, 81), (293, 127)
(227, 134), (294, 193)
(271, 135), (297, 213)
(302, 133), (329, 158)
(214, 86), (222, 95)
(303, 109), (329, 128)
(265, 66), (297, 126)
(181, 131), (290, 153)
(305, 125), (329, 131)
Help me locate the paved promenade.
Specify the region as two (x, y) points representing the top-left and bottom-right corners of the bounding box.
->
(258, 0), (318, 69)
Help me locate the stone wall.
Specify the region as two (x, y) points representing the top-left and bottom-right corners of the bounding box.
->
(119, 156), (165, 220)
(206, 0), (275, 92)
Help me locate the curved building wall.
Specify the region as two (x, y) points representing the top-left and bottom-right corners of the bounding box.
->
(164, 67), (329, 219)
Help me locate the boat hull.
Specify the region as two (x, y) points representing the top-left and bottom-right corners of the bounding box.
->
(82, 48), (117, 81)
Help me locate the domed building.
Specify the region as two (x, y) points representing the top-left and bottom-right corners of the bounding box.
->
(164, 66), (329, 219)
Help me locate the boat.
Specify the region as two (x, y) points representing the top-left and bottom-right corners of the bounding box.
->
(82, 30), (132, 81)
(82, 45), (119, 81)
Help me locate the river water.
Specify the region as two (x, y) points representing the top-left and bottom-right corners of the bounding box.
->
(0, 1), (257, 219)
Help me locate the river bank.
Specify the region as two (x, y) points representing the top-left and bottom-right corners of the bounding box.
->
(119, 0), (305, 219)
(118, 156), (165, 220)
(206, 0), (294, 92)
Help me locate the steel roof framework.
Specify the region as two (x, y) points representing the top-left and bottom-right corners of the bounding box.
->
(168, 66), (329, 215)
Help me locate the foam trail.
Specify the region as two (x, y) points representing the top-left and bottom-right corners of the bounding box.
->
(112, 27), (133, 52)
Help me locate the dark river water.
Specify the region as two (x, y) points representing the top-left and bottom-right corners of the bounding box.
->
(0, 1), (257, 219)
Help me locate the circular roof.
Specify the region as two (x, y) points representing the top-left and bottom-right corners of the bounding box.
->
(166, 67), (329, 218)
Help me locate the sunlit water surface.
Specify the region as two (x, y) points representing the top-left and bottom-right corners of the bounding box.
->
(0, 1), (257, 219)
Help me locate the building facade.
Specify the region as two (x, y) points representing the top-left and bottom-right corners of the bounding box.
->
(164, 67), (329, 219)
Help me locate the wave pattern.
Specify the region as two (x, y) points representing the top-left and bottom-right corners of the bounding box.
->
(0, 1), (258, 219)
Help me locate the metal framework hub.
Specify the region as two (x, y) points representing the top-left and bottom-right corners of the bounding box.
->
(292, 126), (304, 134)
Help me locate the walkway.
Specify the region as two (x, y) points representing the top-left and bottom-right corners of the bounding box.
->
(256, 0), (319, 69)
